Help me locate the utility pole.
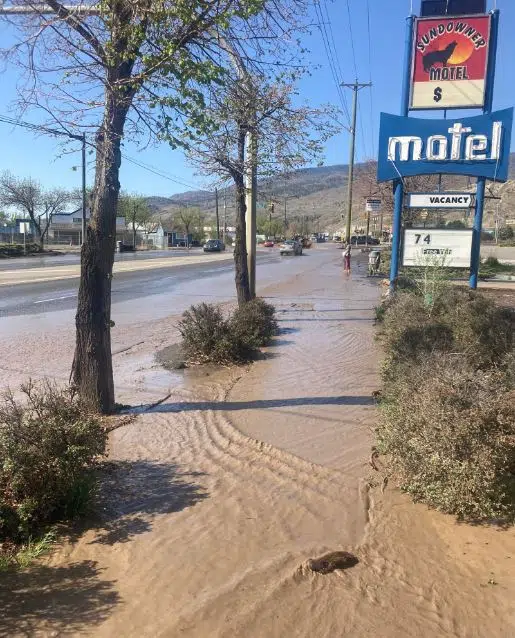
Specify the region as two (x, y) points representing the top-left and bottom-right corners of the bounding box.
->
(342, 81), (372, 243)
(215, 188), (220, 239)
(223, 190), (227, 242)
(245, 127), (257, 298)
(284, 197), (287, 234)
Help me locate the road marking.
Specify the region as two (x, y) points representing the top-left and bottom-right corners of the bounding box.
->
(34, 294), (76, 304)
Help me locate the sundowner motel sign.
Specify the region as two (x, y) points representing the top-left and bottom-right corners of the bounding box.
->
(376, 108), (513, 183)
(411, 14), (491, 110)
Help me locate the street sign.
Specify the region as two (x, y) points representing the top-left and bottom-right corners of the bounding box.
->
(403, 228), (473, 267)
(377, 109), (513, 182)
(505, 219), (515, 226)
(366, 198), (382, 213)
(410, 14), (491, 110)
(407, 192), (474, 208)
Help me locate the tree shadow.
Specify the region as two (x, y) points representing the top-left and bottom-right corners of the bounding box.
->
(88, 461), (208, 546)
(0, 560), (120, 637)
(139, 395), (375, 414)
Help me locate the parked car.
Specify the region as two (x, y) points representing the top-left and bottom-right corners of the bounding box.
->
(263, 240), (275, 247)
(203, 239), (226, 252)
(350, 235), (380, 246)
(301, 238), (312, 248)
(280, 240), (303, 256)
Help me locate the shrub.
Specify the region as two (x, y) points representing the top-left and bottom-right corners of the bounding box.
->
(0, 381), (106, 542)
(498, 226), (514, 241)
(381, 288), (515, 377)
(230, 298), (278, 349)
(178, 300), (278, 365)
(178, 303), (238, 364)
(378, 356), (515, 521)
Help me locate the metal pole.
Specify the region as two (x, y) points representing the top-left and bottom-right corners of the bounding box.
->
(223, 190), (227, 243)
(284, 197), (287, 234)
(215, 188), (220, 239)
(389, 15), (415, 292)
(470, 9), (500, 290)
(345, 85), (358, 244)
(245, 129), (257, 298)
(81, 133), (87, 247)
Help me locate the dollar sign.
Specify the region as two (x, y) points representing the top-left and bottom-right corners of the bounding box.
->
(433, 87), (442, 103)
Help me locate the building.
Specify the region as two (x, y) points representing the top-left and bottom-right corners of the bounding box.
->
(49, 210), (126, 245)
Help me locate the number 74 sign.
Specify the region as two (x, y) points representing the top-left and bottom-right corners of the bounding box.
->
(403, 228), (473, 268)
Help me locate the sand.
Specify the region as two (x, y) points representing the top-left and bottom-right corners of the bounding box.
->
(2, 247), (514, 637)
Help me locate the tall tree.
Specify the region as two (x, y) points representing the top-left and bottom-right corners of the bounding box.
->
(117, 193), (151, 248)
(0, 171), (71, 247)
(183, 75), (337, 304)
(1, 0), (297, 412)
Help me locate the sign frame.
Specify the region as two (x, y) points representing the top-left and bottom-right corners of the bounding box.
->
(407, 192), (474, 209)
(410, 13), (492, 111)
(365, 198), (382, 213)
(402, 228), (473, 268)
(377, 108), (513, 183)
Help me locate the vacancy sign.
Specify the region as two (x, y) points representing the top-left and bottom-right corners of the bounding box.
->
(411, 15), (491, 110)
(403, 229), (473, 268)
(407, 193), (473, 208)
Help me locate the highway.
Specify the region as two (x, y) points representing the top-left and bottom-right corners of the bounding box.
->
(0, 250), (279, 317)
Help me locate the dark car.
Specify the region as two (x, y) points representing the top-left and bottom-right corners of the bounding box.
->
(203, 239), (226, 252)
(350, 235), (380, 246)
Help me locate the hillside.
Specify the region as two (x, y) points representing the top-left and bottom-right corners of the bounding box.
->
(147, 154), (515, 234)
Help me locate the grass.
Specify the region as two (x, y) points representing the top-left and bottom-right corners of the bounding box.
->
(0, 528), (56, 571)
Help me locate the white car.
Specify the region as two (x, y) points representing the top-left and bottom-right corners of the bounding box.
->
(279, 240), (303, 256)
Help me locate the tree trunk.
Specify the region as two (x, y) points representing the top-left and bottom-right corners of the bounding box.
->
(73, 93), (130, 414)
(233, 174), (251, 306)
(132, 224), (137, 249)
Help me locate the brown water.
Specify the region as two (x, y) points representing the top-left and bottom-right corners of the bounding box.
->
(2, 247), (515, 637)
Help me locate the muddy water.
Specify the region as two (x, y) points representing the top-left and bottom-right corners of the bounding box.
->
(3, 246), (515, 638)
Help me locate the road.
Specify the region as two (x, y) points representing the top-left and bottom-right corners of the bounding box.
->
(0, 251), (280, 317)
(0, 248), (208, 271)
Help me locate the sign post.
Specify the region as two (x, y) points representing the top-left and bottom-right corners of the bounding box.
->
(470, 9), (500, 290)
(381, 6), (508, 292)
(390, 15), (416, 292)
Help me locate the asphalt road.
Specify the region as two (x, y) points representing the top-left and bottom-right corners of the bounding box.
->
(0, 248), (206, 271)
(0, 252), (279, 318)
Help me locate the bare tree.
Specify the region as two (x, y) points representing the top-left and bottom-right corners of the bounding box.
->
(0, 171), (71, 246)
(0, 0), (308, 412)
(176, 208), (199, 247)
(184, 76), (338, 304)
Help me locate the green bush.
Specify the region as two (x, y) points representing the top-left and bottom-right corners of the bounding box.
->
(230, 298), (278, 349)
(498, 226), (514, 241)
(0, 243), (42, 258)
(178, 299), (278, 365)
(378, 356), (515, 521)
(0, 381), (106, 542)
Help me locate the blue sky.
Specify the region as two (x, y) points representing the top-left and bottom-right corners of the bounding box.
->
(0, 0), (513, 197)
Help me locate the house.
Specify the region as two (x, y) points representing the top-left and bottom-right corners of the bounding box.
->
(49, 209), (126, 245)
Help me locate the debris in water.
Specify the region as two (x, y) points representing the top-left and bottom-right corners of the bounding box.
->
(308, 551), (359, 574)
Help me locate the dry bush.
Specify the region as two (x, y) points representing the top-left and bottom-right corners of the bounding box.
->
(230, 298), (278, 349)
(378, 287), (515, 521)
(0, 382), (106, 542)
(378, 356), (515, 521)
(178, 300), (278, 365)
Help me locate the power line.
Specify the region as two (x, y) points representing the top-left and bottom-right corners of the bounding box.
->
(366, 0), (376, 159)
(345, 0), (359, 80)
(313, 1), (351, 130)
(121, 154), (204, 191)
(320, 0), (352, 125)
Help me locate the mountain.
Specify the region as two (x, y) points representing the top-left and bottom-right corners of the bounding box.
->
(147, 153), (515, 233)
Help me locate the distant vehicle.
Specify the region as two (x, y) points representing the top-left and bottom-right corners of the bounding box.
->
(332, 234), (342, 242)
(263, 240), (275, 247)
(350, 235), (380, 246)
(280, 240), (303, 256)
(203, 239), (226, 252)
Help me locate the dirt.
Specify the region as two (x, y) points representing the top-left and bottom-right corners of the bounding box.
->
(1, 247), (514, 637)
